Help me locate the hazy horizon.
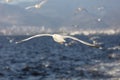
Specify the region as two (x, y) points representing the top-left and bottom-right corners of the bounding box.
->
(0, 0), (120, 35)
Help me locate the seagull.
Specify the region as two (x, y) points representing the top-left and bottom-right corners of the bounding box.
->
(97, 6), (105, 11)
(5, 0), (12, 3)
(15, 34), (101, 48)
(97, 18), (102, 22)
(25, 0), (47, 10)
(74, 7), (88, 15)
(77, 8), (87, 12)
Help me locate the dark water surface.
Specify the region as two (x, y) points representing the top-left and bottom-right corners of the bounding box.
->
(0, 34), (120, 80)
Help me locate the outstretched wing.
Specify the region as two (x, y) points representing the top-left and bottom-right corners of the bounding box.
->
(25, 6), (35, 10)
(39, 0), (47, 6)
(25, 0), (47, 10)
(64, 36), (100, 48)
(15, 34), (52, 44)
(5, 0), (12, 3)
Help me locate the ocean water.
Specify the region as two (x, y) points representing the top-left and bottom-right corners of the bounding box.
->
(0, 34), (120, 80)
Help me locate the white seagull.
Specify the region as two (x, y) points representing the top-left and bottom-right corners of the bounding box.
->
(15, 34), (101, 48)
(25, 0), (47, 10)
(5, 0), (12, 3)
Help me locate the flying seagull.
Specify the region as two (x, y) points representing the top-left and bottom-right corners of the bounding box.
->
(74, 7), (88, 15)
(5, 0), (12, 3)
(25, 0), (47, 10)
(15, 34), (101, 48)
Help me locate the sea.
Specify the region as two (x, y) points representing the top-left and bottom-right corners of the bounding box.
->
(0, 33), (120, 80)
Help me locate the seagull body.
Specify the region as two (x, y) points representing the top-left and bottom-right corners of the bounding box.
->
(15, 34), (101, 48)
(52, 34), (66, 44)
(25, 0), (47, 10)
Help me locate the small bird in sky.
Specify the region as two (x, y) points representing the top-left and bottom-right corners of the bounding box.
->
(25, 0), (47, 10)
(74, 7), (88, 15)
(97, 6), (105, 11)
(5, 0), (12, 3)
(15, 34), (101, 48)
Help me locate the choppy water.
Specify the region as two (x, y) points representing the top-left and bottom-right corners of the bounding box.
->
(0, 34), (120, 80)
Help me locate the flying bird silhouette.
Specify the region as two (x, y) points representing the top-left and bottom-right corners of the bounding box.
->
(15, 34), (101, 48)
(25, 0), (47, 10)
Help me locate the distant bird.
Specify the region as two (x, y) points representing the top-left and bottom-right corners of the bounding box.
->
(77, 8), (87, 12)
(74, 7), (88, 15)
(97, 18), (102, 22)
(15, 34), (101, 48)
(97, 6), (105, 11)
(5, 0), (12, 3)
(25, 0), (47, 10)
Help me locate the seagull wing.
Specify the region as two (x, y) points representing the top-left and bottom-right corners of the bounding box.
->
(15, 34), (52, 44)
(5, 0), (12, 3)
(63, 36), (100, 48)
(38, 0), (47, 6)
(25, 6), (35, 10)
